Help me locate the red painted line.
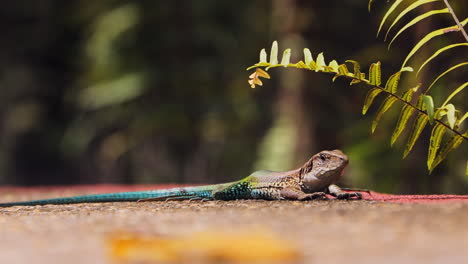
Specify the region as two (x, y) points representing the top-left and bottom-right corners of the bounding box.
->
(359, 191), (468, 203)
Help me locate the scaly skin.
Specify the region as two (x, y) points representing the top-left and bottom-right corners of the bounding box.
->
(0, 149), (361, 207)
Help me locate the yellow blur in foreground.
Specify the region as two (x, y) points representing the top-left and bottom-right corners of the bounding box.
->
(108, 229), (300, 263)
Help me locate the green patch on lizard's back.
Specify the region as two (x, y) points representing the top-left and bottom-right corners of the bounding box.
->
(212, 178), (256, 200)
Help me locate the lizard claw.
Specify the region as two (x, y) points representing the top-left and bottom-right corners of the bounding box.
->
(299, 192), (329, 201)
(337, 192), (362, 200)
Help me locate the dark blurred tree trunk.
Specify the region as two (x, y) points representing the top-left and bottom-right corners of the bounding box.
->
(254, 0), (317, 171)
(0, 1), (81, 185)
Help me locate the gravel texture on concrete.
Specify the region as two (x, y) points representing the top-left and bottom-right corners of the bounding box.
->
(1, 186), (468, 264)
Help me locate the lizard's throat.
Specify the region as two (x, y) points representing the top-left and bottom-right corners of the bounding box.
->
(301, 165), (346, 191)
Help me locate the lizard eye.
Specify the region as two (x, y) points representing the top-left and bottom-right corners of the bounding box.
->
(319, 154), (327, 161)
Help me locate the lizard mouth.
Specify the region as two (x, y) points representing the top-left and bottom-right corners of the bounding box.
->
(340, 166), (347, 177)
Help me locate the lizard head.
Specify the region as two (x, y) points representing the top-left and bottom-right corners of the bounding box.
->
(299, 149), (349, 187)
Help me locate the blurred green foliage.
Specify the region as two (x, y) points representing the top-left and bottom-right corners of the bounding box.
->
(0, 0), (466, 194)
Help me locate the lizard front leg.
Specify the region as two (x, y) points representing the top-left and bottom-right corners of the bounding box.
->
(327, 184), (362, 200)
(280, 188), (328, 201)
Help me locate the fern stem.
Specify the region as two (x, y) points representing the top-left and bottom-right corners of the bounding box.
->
(443, 0), (468, 42)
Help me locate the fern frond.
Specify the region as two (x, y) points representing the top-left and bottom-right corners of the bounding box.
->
(401, 18), (468, 68)
(388, 8), (450, 49)
(417, 43), (468, 75)
(377, 0), (404, 37)
(384, 0), (442, 41)
(246, 41), (467, 171)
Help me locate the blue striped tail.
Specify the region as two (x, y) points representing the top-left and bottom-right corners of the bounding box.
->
(0, 185), (218, 207)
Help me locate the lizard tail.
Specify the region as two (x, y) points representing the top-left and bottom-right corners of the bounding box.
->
(0, 185), (217, 207)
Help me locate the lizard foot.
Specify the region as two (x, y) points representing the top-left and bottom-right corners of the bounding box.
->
(337, 192), (362, 200)
(299, 192), (329, 201)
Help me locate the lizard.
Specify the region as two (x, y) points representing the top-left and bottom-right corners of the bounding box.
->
(0, 149), (362, 207)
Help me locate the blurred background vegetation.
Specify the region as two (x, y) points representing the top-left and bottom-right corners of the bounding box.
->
(0, 0), (466, 193)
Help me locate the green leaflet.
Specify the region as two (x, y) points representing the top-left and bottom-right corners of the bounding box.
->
(369, 61), (381, 86)
(401, 18), (468, 68)
(281, 49), (291, 67)
(368, 0), (373, 12)
(377, 0), (404, 37)
(456, 112), (468, 128)
(333, 64), (350, 82)
(345, 60), (361, 75)
(385, 72), (401, 93)
(270, 41), (278, 65)
(422, 95), (435, 125)
(384, 0), (441, 41)
(403, 113), (429, 159)
(444, 104), (456, 129)
(362, 88), (382, 115)
(338, 64), (349, 75)
(417, 43), (468, 75)
(391, 86), (419, 145)
(328, 60), (339, 72)
(391, 106), (415, 146)
(427, 123), (446, 171)
(435, 104), (456, 129)
(346, 60), (362, 85)
(427, 62), (468, 93)
(316, 52), (325, 72)
(294, 61), (309, 69)
(260, 49), (267, 63)
(304, 48), (314, 66)
(389, 8), (449, 49)
(442, 82), (468, 107)
(430, 133), (465, 172)
(372, 95), (398, 133)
